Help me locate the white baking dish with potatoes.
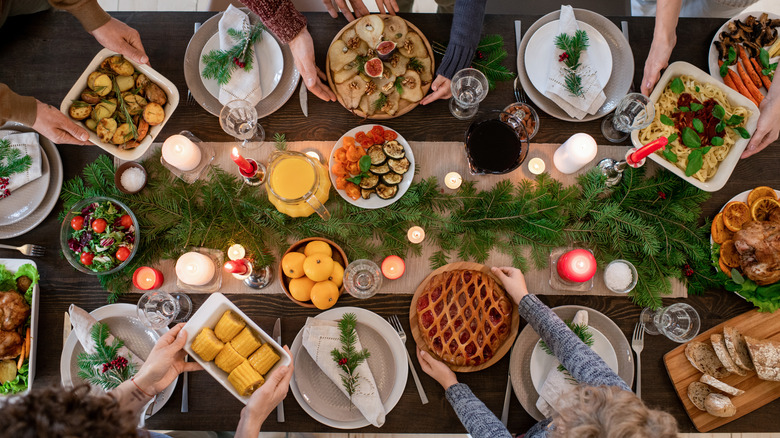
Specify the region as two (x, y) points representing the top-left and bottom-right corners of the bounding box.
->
(59, 48), (179, 161)
(181, 293), (291, 404)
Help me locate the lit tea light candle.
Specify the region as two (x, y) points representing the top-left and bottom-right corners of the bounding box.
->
(556, 249), (597, 283)
(381, 255), (406, 280)
(553, 133), (598, 174)
(162, 134), (201, 171)
(227, 244), (246, 261)
(231, 147), (255, 175)
(528, 157), (546, 175)
(305, 150), (321, 162)
(407, 226), (425, 244)
(132, 266), (164, 290)
(175, 251), (215, 286)
(224, 259), (250, 276)
(445, 172), (462, 189)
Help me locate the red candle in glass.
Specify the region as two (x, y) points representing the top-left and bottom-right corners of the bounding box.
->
(628, 137), (668, 164)
(132, 267), (164, 290)
(381, 255), (405, 280)
(556, 249), (597, 283)
(224, 259), (250, 276)
(231, 147), (255, 175)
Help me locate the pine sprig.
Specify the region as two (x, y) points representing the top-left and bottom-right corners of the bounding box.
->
(554, 30), (590, 97)
(330, 313), (371, 397)
(0, 139), (32, 178)
(273, 132), (287, 151)
(539, 320), (593, 374)
(76, 323), (137, 391)
(201, 22), (267, 86)
(432, 35), (516, 90)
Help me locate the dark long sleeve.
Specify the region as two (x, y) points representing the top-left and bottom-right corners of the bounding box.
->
(444, 383), (513, 438)
(436, 0), (487, 79)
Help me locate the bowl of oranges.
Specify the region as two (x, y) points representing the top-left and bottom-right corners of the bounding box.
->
(279, 238), (348, 309)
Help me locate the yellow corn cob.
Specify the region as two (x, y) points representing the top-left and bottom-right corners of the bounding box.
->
(190, 327), (224, 361)
(248, 343), (280, 375)
(214, 310), (246, 342)
(214, 343), (244, 373)
(230, 327), (263, 358)
(228, 360), (265, 396)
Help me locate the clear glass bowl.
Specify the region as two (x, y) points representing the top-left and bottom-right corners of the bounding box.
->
(60, 196), (139, 275)
(603, 259), (638, 293)
(503, 102), (540, 140)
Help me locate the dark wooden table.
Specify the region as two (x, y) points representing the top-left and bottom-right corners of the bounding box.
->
(1, 10), (778, 434)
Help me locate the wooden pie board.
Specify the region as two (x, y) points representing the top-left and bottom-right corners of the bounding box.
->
(326, 14), (434, 119)
(408, 262), (520, 373)
(663, 309), (780, 432)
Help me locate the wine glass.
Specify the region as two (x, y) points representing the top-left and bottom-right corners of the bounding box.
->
(640, 303), (700, 343)
(136, 290), (193, 330)
(449, 68), (489, 120)
(600, 93), (655, 143)
(343, 259), (383, 299)
(219, 99), (265, 150)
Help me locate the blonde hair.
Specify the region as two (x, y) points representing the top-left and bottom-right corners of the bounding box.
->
(550, 385), (678, 438)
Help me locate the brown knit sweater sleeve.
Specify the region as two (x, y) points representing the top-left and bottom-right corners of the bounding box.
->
(0, 84), (37, 127)
(239, 0), (307, 44)
(49, 0), (110, 32)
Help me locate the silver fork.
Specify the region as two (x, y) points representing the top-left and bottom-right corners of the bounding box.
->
(186, 22), (202, 105)
(513, 77), (528, 104)
(631, 322), (645, 398)
(387, 315), (428, 404)
(0, 243), (44, 256)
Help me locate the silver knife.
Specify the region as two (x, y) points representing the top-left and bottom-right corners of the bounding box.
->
(273, 318), (285, 423)
(299, 81), (308, 117)
(501, 371), (512, 426)
(181, 355), (189, 413)
(514, 20), (522, 55)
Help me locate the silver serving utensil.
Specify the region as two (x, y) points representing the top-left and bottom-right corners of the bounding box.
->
(0, 243), (44, 256)
(181, 355), (189, 412)
(299, 81), (308, 117)
(273, 318), (285, 422)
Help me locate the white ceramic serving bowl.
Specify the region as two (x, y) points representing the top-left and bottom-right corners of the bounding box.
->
(630, 61), (759, 192)
(59, 48), (179, 161)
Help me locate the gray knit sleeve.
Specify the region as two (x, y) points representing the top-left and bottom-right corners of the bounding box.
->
(444, 383), (513, 438)
(518, 295), (630, 391)
(436, 0), (488, 79)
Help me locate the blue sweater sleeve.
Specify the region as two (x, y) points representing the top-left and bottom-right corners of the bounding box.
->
(436, 0), (488, 78)
(444, 383), (513, 438)
(518, 295), (630, 391)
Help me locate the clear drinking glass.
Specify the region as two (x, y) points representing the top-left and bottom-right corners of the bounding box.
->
(449, 68), (489, 120)
(640, 303), (700, 343)
(136, 290), (193, 330)
(343, 259), (383, 299)
(219, 99), (265, 150)
(601, 93), (655, 143)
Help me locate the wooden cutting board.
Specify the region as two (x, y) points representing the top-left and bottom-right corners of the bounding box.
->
(663, 309), (780, 432)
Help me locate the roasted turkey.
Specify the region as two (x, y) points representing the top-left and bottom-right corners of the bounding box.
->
(0, 291), (29, 331)
(734, 209), (780, 285)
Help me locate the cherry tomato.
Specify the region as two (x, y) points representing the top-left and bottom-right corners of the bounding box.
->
(357, 131), (373, 147)
(119, 214), (133, 229)
(80, 252), (94, 266)
(371, 125), (385, 137)
(384, 130), (398, 141)
(70, 216), (85, 231)
(371, 132), (384, 145)
(116, 246), (131, 261)
(92, 218), (107, 233)
(355, 131), (367, 143)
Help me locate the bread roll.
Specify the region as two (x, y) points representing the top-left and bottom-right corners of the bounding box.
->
(704, 393), (736, 417)
(191, 327), (224, 361)
(214, 310), (246, 342)
(745, 336), (780, 382)
(215, 343), (244, 373)
(230, 327), (263, 358)
(248, 343), (280, 375)
(228, 360), (265, 396)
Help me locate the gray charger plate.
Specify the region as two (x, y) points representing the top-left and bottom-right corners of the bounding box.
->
(183, 9), (300, 118)
(517, 9), (634, 122)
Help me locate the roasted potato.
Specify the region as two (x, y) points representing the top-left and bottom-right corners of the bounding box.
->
(91, 103), (113, 122)
(85, 119), (97, 131)
(120, 140), (141, 150)
(97, 117), (118, 143)
(87, 71), (102, 89)
(81, 89), (101, 105)
(0, 360), (16, 384)
(144, 82), (167, 106)
(135, 73), (150, 91)
(116, 75), (134, 92)
(109, 55), (134, 76)
(135, 119), (149, 142)
(91, 74), (112, 96)
(142, 102), (164, 125)
(123, 94), (147, 115)
(112, 123), (133, 145)
(69, 102), (92, 120)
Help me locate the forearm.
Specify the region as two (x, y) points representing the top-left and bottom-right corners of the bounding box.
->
(436, 0), (487, 79)
(239, 0), (306, 44)
(444, 383), (513, 438)
(235, 410), (265, 438)
(48, 0), (110, 31)
(109, 378), (154, 418)
(0, 84), (37, 127)
(652, 0), (682, 49)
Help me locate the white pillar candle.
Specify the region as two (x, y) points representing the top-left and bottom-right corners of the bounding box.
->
(444, 172), (462, 189)
(553, 133), (598, 174)
(407, 226), (425, 244)
(162, 134), (202, 172)
(528, 157), (546, 175)
(175, 251), (215, 286)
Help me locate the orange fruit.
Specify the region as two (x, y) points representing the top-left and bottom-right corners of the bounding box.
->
(329, 261), (344, 287)
(288, 277), (315, 302)
(303, 254), (334, 282)
(710, 212), (734, 244)
(750, 196), (780, 221)
(718, 257), (733, 278)
(719, 240), (741, 268)
(281, 252), (306, 279)
(747, 186), (777, 207)
(722, 201), (751, 232)
(304, 240), (332, 258)
(311, 281), (339, 310)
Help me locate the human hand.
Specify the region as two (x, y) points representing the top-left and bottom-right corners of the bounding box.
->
(244, 347), (294, 423)
(323, 0), (398, 22)
(133, 323), (203, 395)
(289, 28), (337, 102)
(420, 75), (452, 105)
(416, 347), (457, 390)
(490, 266), (529, 305)
(742, 93), (779, 158)
(32, 100), (91, 145)
(90, 17), (148, 65)
(640, 35), (675, 96)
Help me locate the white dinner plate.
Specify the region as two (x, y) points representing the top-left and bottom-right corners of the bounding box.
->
(59, 303), (177, 417)
(529, 326), (618, 393)
(197, 30), (284, 102)
(289, 307), (407, 429)
(707, 11), (780, 85)
(0, 259), (39, 396)
(328, 125), (415, 210)
(524, 20), (612, 95)
(0, 132), (50, 226)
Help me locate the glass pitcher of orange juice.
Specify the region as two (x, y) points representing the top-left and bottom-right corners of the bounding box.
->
(266, 151), (330, 219)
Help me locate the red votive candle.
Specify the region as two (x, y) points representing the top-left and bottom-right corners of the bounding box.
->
(556, 249), (597, 283)
(224, 259), (250, 276)
(381, 255), (406, 280)
(231, 147), (255, 175)
(628, 137), (668, 165)
(132, 267), (164, 290)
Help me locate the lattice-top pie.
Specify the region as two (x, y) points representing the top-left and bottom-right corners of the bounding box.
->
(416, 269), (513, 366)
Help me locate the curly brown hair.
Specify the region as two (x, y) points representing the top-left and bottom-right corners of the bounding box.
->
(0, 384), (144, 438)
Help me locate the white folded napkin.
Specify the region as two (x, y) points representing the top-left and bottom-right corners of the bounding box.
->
(302, 317), (386, 427)
(535, 309), (589, 417)
(544, 6), (606, 119)
(0, 131), (42, 199)
(218, 5), (263, 106)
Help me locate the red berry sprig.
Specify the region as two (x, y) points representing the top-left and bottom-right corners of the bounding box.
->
(338, 358), (348, 366)
(101, 356), (129, 373)
(658, 191), (667, 200)
(682, 264), (694, 277)
(232, 57), (246, 69)
(0, 177), (10, 199)
(558, 52), (570, 62)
